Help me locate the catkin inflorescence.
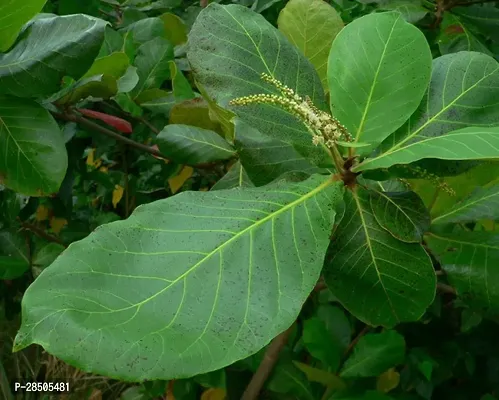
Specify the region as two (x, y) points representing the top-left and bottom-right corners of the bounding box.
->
(229, 73), (352, 149)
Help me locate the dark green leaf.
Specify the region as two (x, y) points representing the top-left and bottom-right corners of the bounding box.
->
(0, 14), (107, 97)
(303, 317), (341, 371)
(0, 97), (67, 196)
(316, 304), (351, 350)
(169, 61), (196, 102)
(340, 330), (405, 378)
(188, 4), (331, 167)
(438, 14), (492, 56)
(370, 190), (430, 243)
(328, 12), (431, 152)
(0, 230), (30, 279)
(211, 162), (254, 191)
(15, 175), (344, 381)
(155, 124), (235, 165)
(121, 17), (165, 46)
(160, 13), (188, 46)
(324, 188), (436, 327)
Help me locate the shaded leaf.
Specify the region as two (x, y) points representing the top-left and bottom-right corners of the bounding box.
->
(438, 14), (492, 56)
(156, 125), (235, 165)
(0, 97), (67, 196)
(136, 89), (176, 115)
(0, 14), (107, 97)
(316, 304), (351, 350)
(340, 330), (405, 378)
(432, 183), (499, 225)
(293, 361), (346, 390)
(328, 12), (431, 151)
(278, 0), (343, 90)
(169, 61), (196, 102)
(303, 317), (342, 371)
(32, 243), (65, 269)
(425, 231), (499, 316)
(160, 13), (188, 46)
(0, 0), (46, 52)
(0, 230), (30, 279)
(211, 161), (254, 191)
(324, 188), (436, 327)
(121, 17), (165, 46)
(377, 368), (400, 393)
(168, 165), (193, 194)
(54, 75), (118, 105)
(112, 185), (124, 208)
(132, 37), (174, 98)
(370, 190), (430, 243)
(15, 175), (344, 381)
(188, 3), (330, 167)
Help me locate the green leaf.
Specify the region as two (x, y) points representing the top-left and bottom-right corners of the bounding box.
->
(211, 161), (254, 191)
(327, 12), (431, 151)
(54, 75), (118, 105)
(438, 14), (492, 56)
(32, 243), (65, 269)
(425, 231), (499, 316)
(278, 0), (343, 91)
(293, 361), (346, 390)
(452, 6), (499, 39)
(0, 97), (68, 196)
(432, 183), (499, 225)
(118, 66), (140, 93)
(235, 119), (322, 187)
(265, 355), (315, 400)
(121, 17), (165, 46)
(377, 0), (428, 24)
(324, 188), (436, 327)
(83, 52), (130, 80)
(155, 124), (235, 165)
(354, 127), (499, 172)
(0, 0), (46, 52)
(316, 304), (351, 350)
(303, 317), (341, 371)
(188, 4), (330, 167)
(0, 230), (30, 279)
(340, 330), (405, 378)
(0, 14), (107, 98)
(370, 189), (430, 243)
(137, 89), (176, 115)
(366, 52), (499, 170)
(169, 61), (196, 102)
(14, 175), (344, 381)
(132, 37), (174, 98)
(160, 13), (188, 46)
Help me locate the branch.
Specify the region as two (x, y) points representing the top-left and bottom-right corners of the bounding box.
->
(437, 282), (457, 295)
(19, 222), (66, 247)
(241, 325), (294, 400)
(453, 0), (498, 5)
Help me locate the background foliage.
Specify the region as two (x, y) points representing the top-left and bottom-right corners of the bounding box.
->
(2, 0), (499, 399)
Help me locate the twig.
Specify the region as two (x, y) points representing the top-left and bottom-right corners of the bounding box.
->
(200, 0), (209, 7)
(437, 282), (457, 295)
(19, 222), (66, 247)
(241, 325), (294, 400)
(453, 0), (498, 5)
(343, 325), (370, 360)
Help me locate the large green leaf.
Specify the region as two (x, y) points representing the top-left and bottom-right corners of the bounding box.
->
(187, 4), (330, 167)
(324, 188), (436, 327)
(278, 0), (343, 91)
(0, 0), (46, 52)
(370, 189), (430, 243)
(425, 231), (499, 316)
(235, 119), (322, 187)
(327, 12), (431, 151)
(432, 183), (499, 225)
(340, 330), (405, 378)
(0, 14), (107, 98)
(155, 124), (235, 165)
(14, 175), (344, 381)
(131, 37), (174, 98)
(0, 97), (68, 196)
(364, 52), (499, 169)
(355, 127), (499, 172)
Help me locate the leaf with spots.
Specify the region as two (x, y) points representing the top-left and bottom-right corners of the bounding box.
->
(187, 4), (331, 167)
(0, 97), (68, 196)
(14, 174), (344, 381)
(324, 187), (436, 328)
(327, 12), (431, 153)
(425, 231), (499, 317)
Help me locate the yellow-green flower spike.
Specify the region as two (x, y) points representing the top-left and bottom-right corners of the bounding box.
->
(229, 73), (352, 149)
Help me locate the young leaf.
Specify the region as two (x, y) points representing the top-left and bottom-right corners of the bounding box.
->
(340, 330), (405, 378)
(155, 125), (235, 165)
(370, 190), (430, 243)
(14, 175), (344, 381)
(78, 109), (133, 134)
(188, 4), (330, 167)
(0, 97), (68, 196)
(365, 52), (499, 169)
(0, 14), (107, 97)
(324, 188), (436, 327)
(0, 0), (46, 52)
(328, 12), (431, 151)
(354, 127), (499, 172)
(278, 0), (343, 91)
(425, 231), (499, 316)
(131, 37), (174, 98)
(432, 183), (499, 225)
